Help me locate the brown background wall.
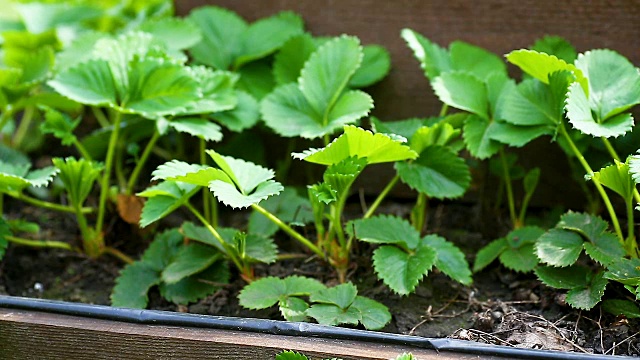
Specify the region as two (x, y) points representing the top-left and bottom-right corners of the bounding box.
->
(175, 1), (640, 208)
(176, 0), (640, 120)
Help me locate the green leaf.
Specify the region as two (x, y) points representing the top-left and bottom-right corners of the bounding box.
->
(238, 276), (325, 310)
(500, 77), (566, 127)
(243, 234), (278, 264)
(248, 187), (313, 238)
(138, 17), (202, 51)
(473, 238), (508, 272)
(323, 157), (367, 195)
(151, 160), (230, 187)
(535, 265), (590, 289)
(212, 91), (259, 132)
(236, 61), (275, 100)
(110, 262), (160, 308)
(308, 183), (337, 205)
(592, 160), (634, 201)
(499, 245), (538, 272)
(370, 117), (427, 140)
(52, 157), (102, 207)
(372, 244), (436, 295)
(0, 161), (58, 192)
(137, 181), (198, 227)
(300, 35), (362, 116)
(531, 36), (577, 64)
(306, 303), (360, 326)
(629, 153), (640, 184)
(574, 49), (640, 121)
(604, 258), (640, 286)
(601, 299), (640, 319)
(310, 283), (358, 309)
(423, 235), (472, 285)
(349, 45), (391, 88)
(536, 229), (584, 267)
(351, 296), (392, 330)
(160, 261), (230, 305)
(566, 272), (607, 310)
(181, 67), (237, 114)
(235, 11), (304, 68)
(506, 49), (587, 92)
(48, 59), (117, 107)
(188, 6), (247, 70)
(489, 122), (553, 148)
(279, 297), (310, 322)
(293, 125), (418, 165)
(433, 72), (488, 119)
(394, 354), (417, 360)
(557, 211), (609, 241)
(167, 118), (223, 142)
(523, 168), (541, 197)
(396, 145), (470, 199)
(566, 82), (634, 138)
(583, 232), (625, 266)
(40, 107), (80, 146)
(273, 33), (316, 85)
(463, 115), (502, 159)
(15, 2), (101, 34)
(276, 351), (309, 360)
(349, 215), (421, 249)
(450, 41), (506, 80)
(161, 243), (221, 284)
(401, 28), (451, 79)
(140, 229), (184, 272)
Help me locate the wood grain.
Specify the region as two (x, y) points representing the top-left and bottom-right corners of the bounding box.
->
(0, 308), (499, 359)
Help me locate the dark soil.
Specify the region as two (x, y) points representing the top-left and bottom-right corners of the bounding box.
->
(1, 201), (639, 357)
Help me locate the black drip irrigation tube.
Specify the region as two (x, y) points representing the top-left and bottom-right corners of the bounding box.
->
(0, 295), (626, 359)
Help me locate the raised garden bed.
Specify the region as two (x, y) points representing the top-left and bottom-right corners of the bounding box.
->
(1, 1), (640, 359)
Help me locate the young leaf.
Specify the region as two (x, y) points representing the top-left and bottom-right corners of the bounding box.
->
(432, 72), (488, 119)
(110, 262), (160, 308)
(601, 299), (640, 319)
(0, 161), (58, 192)
(423, 235), (472, 285)
(151, 160), (229, 187)
(349, 45), (391, 88)
(531, 36), (577, 64)
(280, 296), (311, 322)
(137, 181), (199, 227)
(370, 117), (426, 141)
(395, 145), (470, 199)
(401, 28), (451, 79)
(351, 296), (392, 330)
(506, 50), (587, 91)
(350, 215), (421, 249)
(161, 243), (221, 284)
(166, 118), (223, 142)
(473, 238), (508, 272)
(276, 351), (309, 360)
(566, 272), (607, 310)
(293, 125), (418, 165)
(536, 229), (584, 267)
(138, 17), (202, 51)
(566, 82), (634, 138)
(592, 160), (634, 201)
(262, 37), (373, 138)
(535, 265), (590, 290)
(40, 107), (81, 146)
(52, 157), (102, 207)
(463, 115), (502, 159)
(159, 261), (230, 305)
(372, 244), (436, 295)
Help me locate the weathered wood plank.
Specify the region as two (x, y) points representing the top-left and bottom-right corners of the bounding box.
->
(0, 308), (497, 359)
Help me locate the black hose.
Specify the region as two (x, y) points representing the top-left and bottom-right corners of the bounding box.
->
(0, 295), (624, 359)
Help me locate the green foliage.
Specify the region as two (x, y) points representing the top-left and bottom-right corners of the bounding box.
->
(473, 227), (543, 273)
(0, 159), (58, 192)
(275, 351), (416, 360)
(111, 229), (229, 308)
(262, 37), (373, 138)
(239, 277), (390, 330)
(350, 215), (471, 295)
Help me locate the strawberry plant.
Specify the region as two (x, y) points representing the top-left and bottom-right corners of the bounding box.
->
(276, 351), (415, 360)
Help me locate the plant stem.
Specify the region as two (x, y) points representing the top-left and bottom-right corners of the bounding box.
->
(72, 138), (93, 162)
(185, 202), (243, 271)
(625, 196), (638, 257)
(103, 246), (134, 264)
(8, 192), (93, 214)
(364, 174), (400, 219)
(12, 106), (34, 148)
(75, 204), (102, 258)
(559, 123), (623, 241)
(6, 235), (75, 251)
(251, 203), (324, 258)
(601, 137), (640, 203)
(96, 110), (123, 236)
(411, 193), (428, 233)
(91, 107), (110, 128)
(201, 138), (210, 223)
(499, 148), (519, 229)
(0, 109), (14, 143)
(439, 104), (449, 117)
(518, 185), (534, 227)
(125, 129), (160, 196)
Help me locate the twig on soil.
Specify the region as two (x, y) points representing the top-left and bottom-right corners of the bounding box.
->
(359, 188), (368, 215)
(508, 310), (590, 354)
(409, 290), (475, 335)
(451, 328), (514, 347)
(605, 332), (640, 356)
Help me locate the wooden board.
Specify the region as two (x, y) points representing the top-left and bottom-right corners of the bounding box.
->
(175, 0), (640, 120)
(0, 308), (500, 359)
